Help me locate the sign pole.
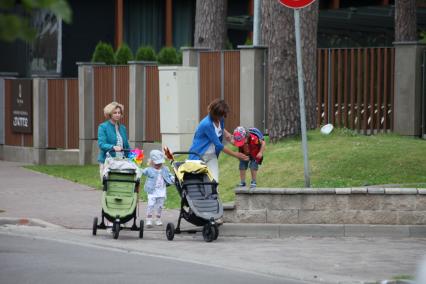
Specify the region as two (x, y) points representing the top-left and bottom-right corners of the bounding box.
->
(294, 8), (310, 187)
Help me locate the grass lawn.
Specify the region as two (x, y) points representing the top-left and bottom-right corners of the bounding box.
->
(25, 129), (426, 209)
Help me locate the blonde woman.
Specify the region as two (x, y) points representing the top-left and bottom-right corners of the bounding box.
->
(97, 102), (130, 180)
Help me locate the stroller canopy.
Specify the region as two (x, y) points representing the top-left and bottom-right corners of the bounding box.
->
(176, 161), (215, 183)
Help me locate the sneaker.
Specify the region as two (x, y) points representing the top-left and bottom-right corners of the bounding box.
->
(146, 219), (153, 227)
(250, 181), (257, 188)
(237, 181), (246, 187)
(155, 219), (163, 226)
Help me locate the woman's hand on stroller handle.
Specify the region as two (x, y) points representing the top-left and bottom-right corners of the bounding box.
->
(113, 146), (123, 152)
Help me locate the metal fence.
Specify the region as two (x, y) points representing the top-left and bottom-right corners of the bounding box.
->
(2, 47), (399, 151)
(199, 50), (241, 132)
(47, 79), (79, 149)
(145, 65), (161, 142)
(317, 47), (395, 133)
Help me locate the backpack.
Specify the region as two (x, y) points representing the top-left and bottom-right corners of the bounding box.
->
(248, 128), (264, 141)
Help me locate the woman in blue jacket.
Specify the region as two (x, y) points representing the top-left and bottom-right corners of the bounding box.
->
(97, 101), (130, 180)
(189, 99), (248, 182)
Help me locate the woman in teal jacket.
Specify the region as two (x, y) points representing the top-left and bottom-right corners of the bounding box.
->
(97, 101), (130, 180)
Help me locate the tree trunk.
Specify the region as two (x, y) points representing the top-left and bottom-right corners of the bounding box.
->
(395, 0), (417, 42)
(262, 1), (319, 142)
(194, 0), (227, 50)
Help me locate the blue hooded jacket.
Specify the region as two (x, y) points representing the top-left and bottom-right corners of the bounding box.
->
(188, 115), (225, 159)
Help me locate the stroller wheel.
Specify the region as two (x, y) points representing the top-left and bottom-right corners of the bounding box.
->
(213, 225), (219, 240)
(113, 222), (120, 239)
(202, 224), (216, 242)
(139, 220), (144, 239)
(166, 223), (175, 241)
(92, 217), (98, 236)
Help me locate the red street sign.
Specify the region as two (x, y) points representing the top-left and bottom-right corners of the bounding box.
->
(278, 0), (315, 9)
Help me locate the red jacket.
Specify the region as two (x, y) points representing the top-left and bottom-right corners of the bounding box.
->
(238, 133), (263, 164)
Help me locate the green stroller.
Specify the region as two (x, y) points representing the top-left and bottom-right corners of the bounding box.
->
(92, 152), (144, 239)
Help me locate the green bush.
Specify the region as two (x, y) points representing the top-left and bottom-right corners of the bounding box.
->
(92, 41), (115, 64)
(115, 43), (133, 64)
(157, 47), (178, 64)
(176, 50), (182, 64)
(135, 46), (157, 61)
(244, 37), (253, 46)
(225, 39), (233, 50)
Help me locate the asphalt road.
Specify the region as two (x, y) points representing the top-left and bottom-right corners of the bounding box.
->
(0, 234), (307, 284)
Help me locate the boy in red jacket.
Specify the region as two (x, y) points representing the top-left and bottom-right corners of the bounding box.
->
(233, 126), (266, 188)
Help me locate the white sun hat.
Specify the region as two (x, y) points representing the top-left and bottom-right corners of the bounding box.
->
(320, 124), (334, 135)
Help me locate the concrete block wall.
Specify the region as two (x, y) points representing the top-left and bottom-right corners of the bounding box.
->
(224, 188), (426, 225)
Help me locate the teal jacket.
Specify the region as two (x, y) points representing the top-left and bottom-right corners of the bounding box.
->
(97, 120), (130, 163)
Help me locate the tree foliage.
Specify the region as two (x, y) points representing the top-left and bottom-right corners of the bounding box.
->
(0, 0), (72, 42)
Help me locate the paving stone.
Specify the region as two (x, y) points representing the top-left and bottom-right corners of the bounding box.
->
(344, 224), (410, 238)
(298, 210), (345, 224)
(349, 195), (383, 210)
(351, 187), (368, 194)
(398, 211), (426, 225)
(234, 209), (266, 223)
(367, 187), (385, 194)
(266, 209), (298, 224)
(335, 188), (351, 194)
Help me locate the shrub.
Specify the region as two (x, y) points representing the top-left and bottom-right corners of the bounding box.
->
(225, 39), (233, 50)
(157, 47), (178, 64)
(176, 50), (182, 64)
(244, 37), (253, 46)
(92, 41), (115, 64)
(115, 43), (133, 64)
(135, 46), (156, 61)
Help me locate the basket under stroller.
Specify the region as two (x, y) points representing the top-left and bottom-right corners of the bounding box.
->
(92, 152), (144, 239)
(165, 151), (223, 242)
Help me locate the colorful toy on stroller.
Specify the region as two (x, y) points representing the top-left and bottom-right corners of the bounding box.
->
(164, 148), (223, 242)
(92, 149), (144, 239)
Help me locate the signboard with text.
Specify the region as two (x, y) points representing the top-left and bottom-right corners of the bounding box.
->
(11, 80), (33, 134)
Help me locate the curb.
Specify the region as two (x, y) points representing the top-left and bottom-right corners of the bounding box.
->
(2, 217), (425, 239)
(220, 223), (426, 238)
(0, 217), (62, 229)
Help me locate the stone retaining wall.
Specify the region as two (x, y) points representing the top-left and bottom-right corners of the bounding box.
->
(224, 188), (426, 225)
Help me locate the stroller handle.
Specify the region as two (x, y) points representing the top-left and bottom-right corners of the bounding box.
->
(106, 148), (132, 153)
(171, 151), (204, 161)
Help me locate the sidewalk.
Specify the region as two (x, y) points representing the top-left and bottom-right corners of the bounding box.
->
(1, 160), (426, 283)
(0, 160), (179, 229)
(0, 160), (425, 238)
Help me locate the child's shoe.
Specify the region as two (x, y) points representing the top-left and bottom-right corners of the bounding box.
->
(237, 181), (246, 187)
(146, 218), (153, 227)
(250, 180), (257, 188)
(155, 219), (163, 226)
